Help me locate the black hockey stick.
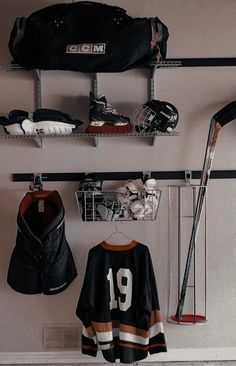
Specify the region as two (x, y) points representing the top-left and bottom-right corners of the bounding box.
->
(175, 100), (236, 321)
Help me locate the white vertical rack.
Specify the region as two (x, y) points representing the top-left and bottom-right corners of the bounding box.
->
(167, 184), (207, 324)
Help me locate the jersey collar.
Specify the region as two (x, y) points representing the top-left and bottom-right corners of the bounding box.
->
(100, 240), (137, 251)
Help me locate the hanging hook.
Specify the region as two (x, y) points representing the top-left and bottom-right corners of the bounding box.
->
(185, 170), (192, 186)
(143, 171), (152, 182)
(114, 220), (119, 232)
(29, 173), (43, 191)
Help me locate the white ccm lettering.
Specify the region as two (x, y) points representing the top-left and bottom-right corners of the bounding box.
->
(66, 43), (106, 54)
(92, 44), (105, 53)
(107, 268), (133, 311)
(80, 44), (91, 53)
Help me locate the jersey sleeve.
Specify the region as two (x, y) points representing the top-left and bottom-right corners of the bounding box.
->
(76, 250), (98, 357)
(147, 250), (167, 355)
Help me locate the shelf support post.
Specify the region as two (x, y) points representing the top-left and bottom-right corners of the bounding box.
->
(35, 69), (42, 108)
(91, 73), (98, 97)
(34, 70), (43, 147)
(94, 136), (99, 147)
(149, 67), (156, 100)
(34, 136), (43, 148)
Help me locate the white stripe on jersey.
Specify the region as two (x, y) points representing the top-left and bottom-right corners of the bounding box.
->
(149, 322), (164, 338)
(82, 326), (97, 344)
(96, 331), (113, 342)
(120, 331), (149, 345)
(99, 343), (111, 350)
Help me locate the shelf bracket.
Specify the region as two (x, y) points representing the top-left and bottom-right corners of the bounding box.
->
(33, 136), (43, 148)
(35, 69), (42, 109)
(149, 67), (156, 100)
(91, 72), (98, 97)
(152, 135), (158, 146)
(94, 136), (99, 147)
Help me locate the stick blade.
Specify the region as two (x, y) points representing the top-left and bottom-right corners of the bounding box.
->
(213, 100), (236, 127)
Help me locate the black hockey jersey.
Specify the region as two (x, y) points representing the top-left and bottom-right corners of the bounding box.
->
(76, 240), (167, 363)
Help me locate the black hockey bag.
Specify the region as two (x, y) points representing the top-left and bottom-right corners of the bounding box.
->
(8, 1), (169, 72)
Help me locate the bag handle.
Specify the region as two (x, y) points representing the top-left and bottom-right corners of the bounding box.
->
(70, 1), (126, 14)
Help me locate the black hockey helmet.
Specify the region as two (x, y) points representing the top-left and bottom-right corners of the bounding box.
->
(132, 100), (179, 133)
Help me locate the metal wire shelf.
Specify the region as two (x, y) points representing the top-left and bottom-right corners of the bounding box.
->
(0, 130), (179, 147)
(0, 131), (179, 139)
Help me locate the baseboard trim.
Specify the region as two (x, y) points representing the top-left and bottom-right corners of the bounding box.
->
(0, 348), (236, 364)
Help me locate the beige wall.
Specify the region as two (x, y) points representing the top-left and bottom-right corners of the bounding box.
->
(0, 0), (236, 360)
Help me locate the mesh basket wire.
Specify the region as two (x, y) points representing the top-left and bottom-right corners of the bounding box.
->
(75, 189), (162, 221)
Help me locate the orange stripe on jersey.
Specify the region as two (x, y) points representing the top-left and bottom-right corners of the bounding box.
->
(120, 342), (149, 351)
(150, 310), (162, 326)
(86, 326), (96, 338)
(120, 324), (149, 338)
(82, 344), (98, 351)
(149, 343), (167, 349)
(91, 321), (112, 332)
(120, 342), (166, 351)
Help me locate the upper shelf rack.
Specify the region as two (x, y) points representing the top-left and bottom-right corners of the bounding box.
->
(1, 57), (235, 147)
(0, 130), (179, 148)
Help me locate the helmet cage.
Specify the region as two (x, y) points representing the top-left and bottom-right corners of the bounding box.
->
(132, 100), (179, 133)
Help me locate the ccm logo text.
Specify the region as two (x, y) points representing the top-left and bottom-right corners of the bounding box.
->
(66, 43), (106, 54)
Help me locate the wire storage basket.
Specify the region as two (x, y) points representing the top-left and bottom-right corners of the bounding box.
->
(75, 188), (162, 221)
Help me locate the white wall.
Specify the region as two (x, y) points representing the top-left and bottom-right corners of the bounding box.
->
(0, 0), (236, 362)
